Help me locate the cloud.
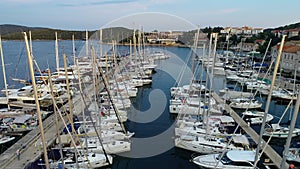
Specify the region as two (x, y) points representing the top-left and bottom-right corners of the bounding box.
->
(219, 8), (240, 14)
(149, 0), (178, 4)
(197, 8), (240, 17)
(3, 0), (52, 3)
(57, 0), (138, 7)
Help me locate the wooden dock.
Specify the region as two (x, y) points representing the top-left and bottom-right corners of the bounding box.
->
(0, 57), (128, 169)
(212, 92), (288, 169)
(0, 55), (289, 169)
(0, 85), (92, 169)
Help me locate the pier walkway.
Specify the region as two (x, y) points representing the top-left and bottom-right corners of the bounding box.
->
(212, 92), (288, 169)
(0, 55), (289, 169)
(0, 58), (127, 169)
(0, 84), (94, 169)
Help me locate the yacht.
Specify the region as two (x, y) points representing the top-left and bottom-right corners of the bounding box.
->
(263, 123), (300, 138)
(192, 150), (258, 169)
(8, 114), (37, 132)
(229, 98), (262, 109)
(68, 138), (131, 154)
(175, 134), (246, 154)
(0, 134), (15, 145)
(242, 111), (274, 124)
(49, 152), (113, 169)
(287, 147), (300, 163)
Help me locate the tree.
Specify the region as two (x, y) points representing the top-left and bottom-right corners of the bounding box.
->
(230, 34), (238, 45)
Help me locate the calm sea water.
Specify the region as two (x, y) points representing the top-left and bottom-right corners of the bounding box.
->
(0, 40), (299, 168)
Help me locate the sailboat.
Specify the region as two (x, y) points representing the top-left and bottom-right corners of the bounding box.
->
(242, 111), (274, 124)
(174, 32), (251, 154)
(49, 151), (113, 169)
(263, 123), (300, 138)
(0, 134), (15, 145)
(64, 137), (131, 154)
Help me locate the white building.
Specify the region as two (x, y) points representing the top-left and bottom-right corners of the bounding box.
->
(221, 26), (263, 35)
(271, 41), (300, 77)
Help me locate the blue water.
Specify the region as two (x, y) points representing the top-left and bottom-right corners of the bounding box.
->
(0, 40), (299, 168)
(112, 47), (199, 169)
(0, 40), (85, 90)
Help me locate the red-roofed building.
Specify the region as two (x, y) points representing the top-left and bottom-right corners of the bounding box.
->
(272, 28), (300, 38)
(286, 28), (300, 38)
(271, 41), (300, 77)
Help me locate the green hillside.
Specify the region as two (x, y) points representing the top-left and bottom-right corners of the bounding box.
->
(0, 24), (133, 41)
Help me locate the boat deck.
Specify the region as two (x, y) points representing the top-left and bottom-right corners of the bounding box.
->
(0, 57), (127, 169)
(212, 92), (288, 169)
(0, 84), (93, 169)
(0, 56), (289, 169)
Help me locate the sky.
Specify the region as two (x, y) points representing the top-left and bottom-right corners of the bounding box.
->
(1, 0), (299, 31)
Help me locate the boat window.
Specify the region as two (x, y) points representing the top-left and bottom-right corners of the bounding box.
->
(221, 153), (232, 164)
(24, 100), (35, 104)
(231, 161), (253, 167)
(65, 161), (74, 164)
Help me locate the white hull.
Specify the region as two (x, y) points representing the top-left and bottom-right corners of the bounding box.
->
(192, 150), (256, 169)
(174, 136), (242, 154)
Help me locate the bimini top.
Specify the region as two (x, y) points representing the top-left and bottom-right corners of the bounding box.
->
(210, 115), (235, 123)
(232, 135), (250, 146)
(226, 150), (255, 162)
(12, 115), (33, 124)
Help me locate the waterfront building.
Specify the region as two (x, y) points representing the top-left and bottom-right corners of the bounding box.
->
(221, 26), (263, 35)
(271, 41), (300, 78)
(272, 28), (300, 38)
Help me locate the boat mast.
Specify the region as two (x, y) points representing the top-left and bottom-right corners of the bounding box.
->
(204, 33), (213, 102)
(100, 29), (103, 57)
(112, 40), (117, 67)
(55, 32), (59, 71)
(86, 30), (89, 57)
(47, 69), (64, 169)
(91, 47), (126, 134)
(72, 34), (76, 65)
(191, 26), (200, 80)
(105, 53), (109, 73)
(280, 89), (300, 168)
(254, 35), (287, 167)
(206, 33), (218, 136)
(23, 32), (50, 169)
(199, 42), (206, 104)
(137, 29), (142, 61)
(63, 54), (73, 125)
(63, 54), (80, 168)
(129, 40), (132, 61)
(90, 48), (112, 164)
(0, 36), (10, 110)
(209, 33), (218, 96)
(142, 27), (145, 59)
(133, 28), (137, 62)
(288, 63), (298, 121)
(29, 31), (33, 54)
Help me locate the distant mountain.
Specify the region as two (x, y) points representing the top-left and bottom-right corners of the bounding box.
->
(0, 24), (134, 41)
(0, 24), (91, 40)
(0, 24), (44, 35)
